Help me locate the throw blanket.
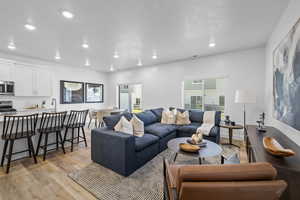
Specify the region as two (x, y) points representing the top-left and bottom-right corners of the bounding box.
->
(196, 111), (216, 136)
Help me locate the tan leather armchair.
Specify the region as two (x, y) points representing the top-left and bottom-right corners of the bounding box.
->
(163, 159), (287, 200)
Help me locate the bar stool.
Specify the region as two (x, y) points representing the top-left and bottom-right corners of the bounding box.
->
(88, 110), (97, 128)
(1, 114), (38, 173)
(63, 110), (88, 152)
(35, 111), (67, 161)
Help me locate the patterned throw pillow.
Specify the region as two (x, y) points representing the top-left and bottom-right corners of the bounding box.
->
(130, 115), (145, 137)
(114, 116), (133, 135)
(161, 110), (176, 124)
(176, 110), (191, 125)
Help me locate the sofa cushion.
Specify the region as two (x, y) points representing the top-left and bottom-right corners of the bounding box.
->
(150, 108), (164, 121)
(114, 116), (133, 135)
(176, 111), (191, 125)
(135, 133), (159, 152)
(189, 110), (204, 123)
(135, 110), (158, 126)
(177, 122), (202, 134)
(130, 115), (145, 137)
(103, 112), (132, 130)
(145, 123), (177, 138)
(161, 110), (176, 124)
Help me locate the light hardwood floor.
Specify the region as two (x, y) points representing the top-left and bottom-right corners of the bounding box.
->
(0, 129), (247, 200)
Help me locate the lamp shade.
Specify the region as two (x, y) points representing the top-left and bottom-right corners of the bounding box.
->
(234, 89), (256, 104)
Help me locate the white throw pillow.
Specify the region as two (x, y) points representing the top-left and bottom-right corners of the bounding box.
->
(114, 116), (133, 135)
(130, 115), (144, 137)
(161, 110), (176, 124)
(176, 110), (191, 125)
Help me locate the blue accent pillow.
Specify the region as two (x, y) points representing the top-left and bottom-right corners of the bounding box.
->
(135, 110), (158, 126)
(103, 112), (132, 130)
(150, 108), (164, 121)
(215, 111), (221, 126)
(189, 110), (204, 123)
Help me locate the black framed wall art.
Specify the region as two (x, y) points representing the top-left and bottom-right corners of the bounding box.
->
(60, 80), (85, 104)
(85, 83), (104, 103)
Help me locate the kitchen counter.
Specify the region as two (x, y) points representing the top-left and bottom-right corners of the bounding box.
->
(0, 108), (55, 122)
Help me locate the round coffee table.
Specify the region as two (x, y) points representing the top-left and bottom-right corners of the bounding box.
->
(167, 137), (224, 164)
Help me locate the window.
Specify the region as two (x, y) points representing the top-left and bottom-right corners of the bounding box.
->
(183, 78), (226, 113)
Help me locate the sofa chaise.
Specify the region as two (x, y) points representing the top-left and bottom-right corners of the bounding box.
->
(91, 108), (221, 176)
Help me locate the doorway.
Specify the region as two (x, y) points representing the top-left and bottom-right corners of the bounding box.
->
(118, 84), (142, 113)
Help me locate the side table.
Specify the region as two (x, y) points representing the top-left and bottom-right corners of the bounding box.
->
(219, 123), (243, 148)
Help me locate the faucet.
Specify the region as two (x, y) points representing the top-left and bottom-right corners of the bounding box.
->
(51, 98), (57, 112)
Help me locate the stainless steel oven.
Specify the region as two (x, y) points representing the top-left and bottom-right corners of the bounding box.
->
(0, 81), (15, 96)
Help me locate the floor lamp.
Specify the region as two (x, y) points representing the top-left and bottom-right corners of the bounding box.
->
(234, 90), (256, 135)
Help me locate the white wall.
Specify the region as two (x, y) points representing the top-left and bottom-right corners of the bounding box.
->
(265, 0), (300, 145)
(0, 54), (108, 111)
(108, 47), (266, 125)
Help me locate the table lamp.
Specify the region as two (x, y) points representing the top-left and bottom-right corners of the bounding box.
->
(234, 89), (256, 130)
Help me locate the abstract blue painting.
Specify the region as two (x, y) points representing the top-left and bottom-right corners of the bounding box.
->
(273, 18), (300, 131)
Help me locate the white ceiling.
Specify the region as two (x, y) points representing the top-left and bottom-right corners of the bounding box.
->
(0, 0), (288, 72)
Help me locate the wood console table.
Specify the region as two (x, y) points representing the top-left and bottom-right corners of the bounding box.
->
(246, 125), (300, 200)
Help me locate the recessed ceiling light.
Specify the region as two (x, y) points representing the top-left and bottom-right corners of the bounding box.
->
(55, 51), (61, 60)
(24, 24), (36, 31)
(8, 42), (16, 50)
(85, 59), (90, 66)
(209, 42), (216, 47)
(82, 43), (89, 49)
(62, 10), (74, 19)
(110, 65), (115, 72)
(113, 52), (119, 59)
(137, 59), (142, 66)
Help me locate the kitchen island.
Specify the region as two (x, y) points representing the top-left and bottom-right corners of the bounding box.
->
(0, 108), (78, 164)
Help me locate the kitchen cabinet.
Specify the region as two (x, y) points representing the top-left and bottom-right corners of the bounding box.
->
(14, 64), (34, 96)
(14, 64), (52, 97)
(34, 68), (52, 96)
(0, 61), (14, 80)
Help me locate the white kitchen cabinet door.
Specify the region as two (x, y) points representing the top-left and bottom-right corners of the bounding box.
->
(35, 68), (52, 96)
(14, 64), (34, 96)
(0, 62), (14, 80)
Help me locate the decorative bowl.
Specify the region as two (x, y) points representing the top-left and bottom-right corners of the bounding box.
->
(263, 136), (295, 157)
(179, 143), (200, 153)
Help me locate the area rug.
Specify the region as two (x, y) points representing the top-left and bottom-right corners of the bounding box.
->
(69, 146), (239, 200)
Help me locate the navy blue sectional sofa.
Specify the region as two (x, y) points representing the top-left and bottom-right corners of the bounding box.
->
(91, 108), (221, 176)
